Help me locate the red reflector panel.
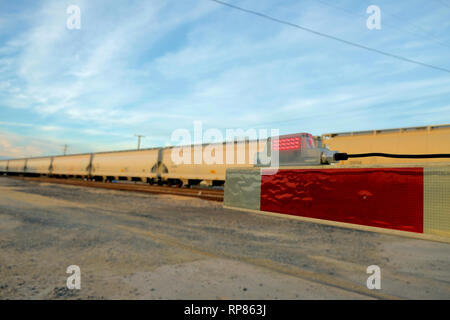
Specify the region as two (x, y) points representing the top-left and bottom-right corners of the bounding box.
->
(260, 168), (424, 233)
(272, 137), (301, 151)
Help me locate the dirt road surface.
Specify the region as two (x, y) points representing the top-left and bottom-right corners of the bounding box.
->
(0, 177), (449, 299)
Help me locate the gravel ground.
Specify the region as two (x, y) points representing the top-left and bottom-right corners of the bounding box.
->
(0, 177), (449, 300)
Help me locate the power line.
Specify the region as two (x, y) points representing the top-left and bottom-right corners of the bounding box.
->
(209, 0), (450, 74)
(311, 0), (450, 50)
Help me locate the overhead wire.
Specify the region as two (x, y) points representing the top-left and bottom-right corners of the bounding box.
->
(208, 0), (450, 74)
(311, 0), (450, 50)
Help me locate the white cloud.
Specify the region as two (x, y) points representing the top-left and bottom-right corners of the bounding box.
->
(0, 130), (61, 158)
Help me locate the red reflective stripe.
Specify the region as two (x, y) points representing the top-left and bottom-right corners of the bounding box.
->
(307, 136), (315, 148)
(260, 168), (424, 233)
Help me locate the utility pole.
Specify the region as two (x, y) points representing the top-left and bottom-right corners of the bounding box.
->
(63, 144), (68, 155)
(134, 134), (145, 150)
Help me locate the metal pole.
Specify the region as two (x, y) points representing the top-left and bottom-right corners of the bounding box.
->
(134, 135), (145, 150)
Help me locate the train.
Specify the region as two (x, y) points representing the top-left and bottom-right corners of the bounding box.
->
(0, 132), (335, 187)
(2, 124), (450, 187)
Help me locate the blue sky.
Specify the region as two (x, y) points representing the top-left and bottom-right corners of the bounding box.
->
(1, 0), (450, 159)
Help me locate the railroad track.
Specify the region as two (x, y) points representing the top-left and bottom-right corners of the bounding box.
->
(7, 176), (224, 202)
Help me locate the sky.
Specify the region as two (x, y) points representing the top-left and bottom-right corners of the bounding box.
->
(0, 0), (450, 159)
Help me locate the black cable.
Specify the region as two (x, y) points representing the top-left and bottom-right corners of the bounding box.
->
(335, 152), (450, 161)
(209, 0), (450, 74)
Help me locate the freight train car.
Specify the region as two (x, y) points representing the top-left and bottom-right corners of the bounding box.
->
(91, 149), (160, 182)
(322, 124), (450, 165)
(0, 160), (7, 173)
(6, 159), (26, 174)
(162, 139), (267, 186)
(51, 154), (92, 178)
(26, 157), (52, 176)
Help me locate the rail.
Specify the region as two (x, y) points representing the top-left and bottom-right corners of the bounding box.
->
(5, 176), (224, 202)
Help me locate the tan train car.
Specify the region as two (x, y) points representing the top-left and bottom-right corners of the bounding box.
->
(162, 139), (267, 186)
(91, 149), (160, 181)
(6, 159), (26, 173)
(0, 160), (7, 173)
(322, 124), (450, 165)
(51, 154), (91, 177)
(26, 157), (51, 175)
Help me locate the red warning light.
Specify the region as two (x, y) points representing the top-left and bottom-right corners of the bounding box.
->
(272, 137), (301, 151)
